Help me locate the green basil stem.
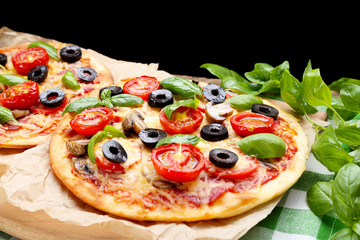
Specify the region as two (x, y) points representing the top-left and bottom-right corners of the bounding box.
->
(327, 105), (346, 125)
(304, 114), (327, 131)
(0, 64), (7, 73)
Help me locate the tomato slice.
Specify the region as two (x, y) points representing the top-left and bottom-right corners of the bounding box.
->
(11, 47), (49, 75)
(159, 106), (203, 135)
(0, 81), (39, 110)
(96, 155), (125, 173)
(230, 112), (274, 137)
(70, 107), (113, 136)
(151, 143), (205, 182)
(30, 96), (68, 115)
(205, 154), (258, 179)
(123, 75), (160, 100)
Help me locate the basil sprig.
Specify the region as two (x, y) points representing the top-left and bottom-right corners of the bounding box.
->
(162, 99), (199, 119)
(0, 106), (18, 124)
(155, 134), (202, 148)
(225, 94), (263, 110)
(27, 41), (60, 61)
(88, 125), (126, 163)
(160, 77), (203, 99)
(62, 90), (143, 115)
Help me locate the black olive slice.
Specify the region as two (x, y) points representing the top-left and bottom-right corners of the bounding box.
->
(60, 45), (82, 63)
(76, 67), (97, 82)
(99, 86), (124, 98)
(0, 53), (7, 66)
(28, 65), (48, 83)
(102, 140), (127, 163)
(200, 123), (228, 142)
(209, 149), (238, 168)
(251, 103), (279, 120)
(39, 88), (65, 107)
(148, 89), (174, 108)
(203, 84), (226, 103)
(139, 128), (167, 148)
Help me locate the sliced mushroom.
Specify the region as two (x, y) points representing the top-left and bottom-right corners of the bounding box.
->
(11, 109), (30, 119)
(121, 110), (147, 135)
(73, 157), (94, 175)
(205, 102), (234, 123)
(66, 139), (89, 156)
(141, 163), (180, 189)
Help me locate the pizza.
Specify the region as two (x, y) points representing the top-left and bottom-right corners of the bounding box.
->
(0, 41), (113, 148)
(49, 75), (309, 222)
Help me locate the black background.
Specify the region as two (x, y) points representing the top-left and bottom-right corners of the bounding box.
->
(2, 5), (359, 85)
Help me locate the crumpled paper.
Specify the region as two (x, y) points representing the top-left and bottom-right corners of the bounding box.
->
(0, 27), (319, 240)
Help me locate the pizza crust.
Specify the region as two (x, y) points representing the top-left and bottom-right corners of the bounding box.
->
(50, 96), (309, 222)
(0, 44), (114, 148)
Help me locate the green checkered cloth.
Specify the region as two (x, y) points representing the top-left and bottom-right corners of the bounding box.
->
(0, 153), (341, 240)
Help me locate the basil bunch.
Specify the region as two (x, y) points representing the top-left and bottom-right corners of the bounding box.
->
(62, 89), (143, 115)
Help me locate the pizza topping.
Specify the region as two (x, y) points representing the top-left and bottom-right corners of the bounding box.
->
(139, 128), (167, 148)
(148, 89), (174, 108)
(27, 41), (60, 61)
(0, 106), (18, 124)
(11, 47), (49, 75)
(251, 103), (279, 120)
(11, 109), (30, 119)
(123, 76), (160, 100)
(60, 45), (82, 63)
(230, 112), (274, 137)
(102, 140), (127, 163)
(209, 149), (238, 168)
(27, 65), (48, 83)
(73, 157), (94, 175)
(200, 123), (228, 142)
(0, 81), (39, 110)
(121, 110), (147, 136)
(234, 133), (287, 159)
(0, 53), (7, 66)
(155, 134), (202, 148)
(99, 86), (124, 97)
(66, 139), (89, 156)
(159, 106), (203, 135)
(76, 67), (97, 82)
(62, 70), (80, 89)
(39, 88), (66, 107)
(70, 107), (113, 136)
(203, 83), (226, 103)
(151, 143), (205, 182)
(0, 74), (27, 87)
(204, 102), (233, 123)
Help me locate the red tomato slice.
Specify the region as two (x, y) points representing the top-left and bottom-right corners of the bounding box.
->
(159, 106), (203, 135)
(11, 47), (49, 75)
(204, 154), (258, 180)
(230, 112), (274, 137)
(151, 143), (205, 182)
(70, 107), (113, 136)
(0, 81), (39, 110)
(96, 155), (125, 173)
(123, 75), (160, 100)
(30, 96), (68, 115)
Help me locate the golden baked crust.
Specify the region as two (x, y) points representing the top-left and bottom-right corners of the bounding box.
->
(50, 92), (308, 222)
(0, 43), (114, 148)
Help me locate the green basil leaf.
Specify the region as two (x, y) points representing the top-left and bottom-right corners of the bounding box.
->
(234, 133), (286, 159)
(28, 41), (60, 61)
(353, 222), (360, 236)
(62, 70), (80, 89)
(302, 61), (332, 108)
(340, 83), (360, 112)
(329, 227), (360, 240)
(270, 60), (289, 80)
(160, 77), (203, 99)
(335, 123), (360, 145)
(110, 94), (143, 107)
(311, 125), (353, 172)
(0, 74), (27, 86)
(221, 76), (261, 95)
(100, 89), (112, 101)
(88, 130), (106, 163)
(103, 125), (126, 138)
(155, 134), (201, 148)
(329, 77), (360, 92)
(327, 97), (357, 121)
(245, 69), (272, 84)
(200, 63), (247, 83)
(225, 94), (263, 110)
(331, 163), (360, 226)
(306, 181), (333, 216)
(62, 97), (101, 115)
(0, 106), (18, 124)
(163, 99), (199, 119)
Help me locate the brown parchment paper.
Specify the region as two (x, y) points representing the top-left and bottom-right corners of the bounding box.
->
(0, 27), (324, 240)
